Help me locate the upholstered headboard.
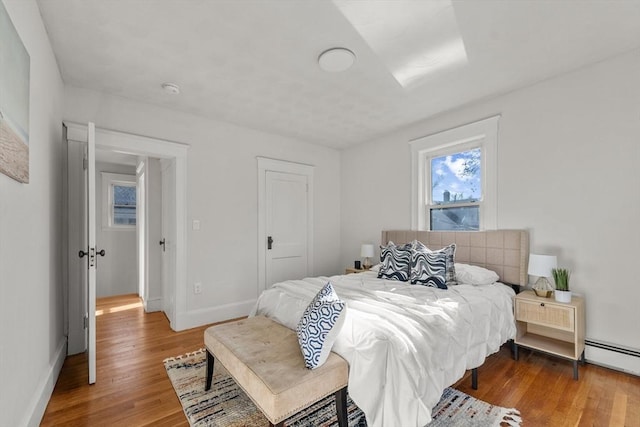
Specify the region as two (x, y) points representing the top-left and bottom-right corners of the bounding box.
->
(381, 230), (529, 286)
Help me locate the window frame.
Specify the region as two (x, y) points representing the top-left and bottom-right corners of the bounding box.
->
(101, 172), (137, 230)
(410, 116), (499, 231)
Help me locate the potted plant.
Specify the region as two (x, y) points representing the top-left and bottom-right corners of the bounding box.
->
(552, 268), (572, 303)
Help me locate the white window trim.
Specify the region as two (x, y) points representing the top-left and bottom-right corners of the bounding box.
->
(410, 115), (499, 231)
(101, 172), (136, 230)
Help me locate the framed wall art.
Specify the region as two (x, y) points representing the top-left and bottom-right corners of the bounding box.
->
(0, 0), (30, 183)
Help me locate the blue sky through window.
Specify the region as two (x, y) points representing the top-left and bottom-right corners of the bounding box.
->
(113, 185), (136, 225)
(114, 185), (136, 206)
(431, 148), (481, 204)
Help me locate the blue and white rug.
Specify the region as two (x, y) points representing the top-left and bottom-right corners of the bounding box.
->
(164, 349), (521, 427)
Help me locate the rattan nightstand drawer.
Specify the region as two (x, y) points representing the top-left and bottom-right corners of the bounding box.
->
(515, 299), (575, 332)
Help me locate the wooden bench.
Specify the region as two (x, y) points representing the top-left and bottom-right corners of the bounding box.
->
(204, 316), (349, 427)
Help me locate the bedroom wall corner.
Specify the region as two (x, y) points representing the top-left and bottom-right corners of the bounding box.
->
(0, 1), (66, 426)
(340, 137), (413, 267)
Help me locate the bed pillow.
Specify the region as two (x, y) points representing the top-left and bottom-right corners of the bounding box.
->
(439, 244), (457, 286)
(410, 249), (448, 289)
(369, 263), (382, 273)
(410, 241), (457, 286)
(377, 241), (412, 281)
(296, 282), (346, 369)
(455, 263), (499, 285)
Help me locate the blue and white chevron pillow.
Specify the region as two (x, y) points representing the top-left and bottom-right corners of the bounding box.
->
(296, 282), (346, 369)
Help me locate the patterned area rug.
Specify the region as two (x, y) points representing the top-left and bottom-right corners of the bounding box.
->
(164, 349), (522, 427)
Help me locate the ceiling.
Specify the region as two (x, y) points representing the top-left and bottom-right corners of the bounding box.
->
(37, 0), (640, 149)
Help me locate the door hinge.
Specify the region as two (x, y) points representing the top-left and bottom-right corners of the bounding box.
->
(83, 157), (88, 170)
(83, 314), (88, 329)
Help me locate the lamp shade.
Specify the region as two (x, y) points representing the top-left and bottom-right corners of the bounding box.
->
(528, 254), (557, 277)
(360, 244), (375, 258)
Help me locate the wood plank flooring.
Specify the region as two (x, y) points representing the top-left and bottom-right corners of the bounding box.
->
(41, 294), (640, 426)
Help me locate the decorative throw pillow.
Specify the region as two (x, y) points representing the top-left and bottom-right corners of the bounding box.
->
(439, 243), (457, 286)
(377, 241), (412, 281)
(296, 282), (346, 369)
(410, 249), (448, 288)
(410, 241), (457, 286)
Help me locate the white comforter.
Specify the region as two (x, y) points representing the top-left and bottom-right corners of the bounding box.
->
(251, 271), (516, 427)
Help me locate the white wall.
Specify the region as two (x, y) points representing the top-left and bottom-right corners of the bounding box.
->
(95, 162), (137, 297)
(0, 1), (66, 425)
(341, 49), (640, 372)
(63, 87), (342, 327)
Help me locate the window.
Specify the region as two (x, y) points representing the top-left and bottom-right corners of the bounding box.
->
(102, 172), (136, 229)
(113, 184), (136, 225)
(430, 147), (481, 230)
(410, 116), (499, 231)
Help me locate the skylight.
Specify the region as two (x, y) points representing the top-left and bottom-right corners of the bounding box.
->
(333, 0), (468, 88)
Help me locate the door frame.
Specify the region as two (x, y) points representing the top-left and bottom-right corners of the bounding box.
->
(136, 158), (147, 301)
(257, 157), (314, 294)
(160, 158), (176, 323)
(65, 122), (189, 337)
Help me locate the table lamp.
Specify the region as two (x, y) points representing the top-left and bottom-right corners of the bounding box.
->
(360, 244), (375, 269)
(528, 254), (557, 297)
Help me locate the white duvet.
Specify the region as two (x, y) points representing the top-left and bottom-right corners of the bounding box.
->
(251, 271), (516, 427)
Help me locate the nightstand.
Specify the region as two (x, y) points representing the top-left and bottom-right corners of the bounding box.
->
(513, 290), (585, 379)
(345, 267), (368, 274)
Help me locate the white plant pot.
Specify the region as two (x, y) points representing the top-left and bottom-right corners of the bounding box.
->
(555, 290), (572, 303)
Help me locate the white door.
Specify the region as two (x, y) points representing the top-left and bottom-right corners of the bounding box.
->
(265, 171), (309, 287)
(136, 160), (146, 299)
(84, 122), (97, 384)
(161, 159), (176, 326)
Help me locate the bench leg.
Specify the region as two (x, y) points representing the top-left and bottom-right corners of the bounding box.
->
(205, 350), (214, 391)
(335, 387), (348, 427)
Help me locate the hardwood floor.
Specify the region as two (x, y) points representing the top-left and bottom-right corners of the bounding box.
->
(42, 294), (640, 426)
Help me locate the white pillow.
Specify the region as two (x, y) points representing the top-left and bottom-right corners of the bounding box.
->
(296, 282), (346, 369)
(369, 263), (382, 273)
(455, 263), (499, 285)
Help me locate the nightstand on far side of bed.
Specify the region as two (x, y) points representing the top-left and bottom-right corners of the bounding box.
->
(513, 290), (586, 379)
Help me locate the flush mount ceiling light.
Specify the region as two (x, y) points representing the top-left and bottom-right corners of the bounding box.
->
(318, 48), (356, 72)
(161, 82), (180, 94)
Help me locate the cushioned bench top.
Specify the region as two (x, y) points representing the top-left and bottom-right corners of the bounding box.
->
(204, 316), (348, 424)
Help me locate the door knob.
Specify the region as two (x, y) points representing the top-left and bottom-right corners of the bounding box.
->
(79, 250), (88, 258)
(267, 236), (273, 250)
(97, 249), (105, 257)
(159, 238), (166, 252)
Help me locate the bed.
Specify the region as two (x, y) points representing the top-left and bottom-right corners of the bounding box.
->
(252, 229), (529, 427)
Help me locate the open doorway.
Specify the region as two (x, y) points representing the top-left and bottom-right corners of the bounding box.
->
(95, 152), (139, 300)
(65, 122), (188, 367)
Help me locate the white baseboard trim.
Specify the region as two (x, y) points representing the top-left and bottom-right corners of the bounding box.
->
(144, 297), (163, 313)
(586, 344), (640, 377)
(25, 337), (67, 427)
(173, 299), (256, 331)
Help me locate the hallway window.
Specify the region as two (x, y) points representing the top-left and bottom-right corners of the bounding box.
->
(113, 184), (136, 225)
(102, 172), (136, 229)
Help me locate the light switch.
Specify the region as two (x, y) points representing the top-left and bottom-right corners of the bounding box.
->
(192, 220), (200, 230)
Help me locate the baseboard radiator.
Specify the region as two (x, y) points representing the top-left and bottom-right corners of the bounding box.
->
(585, 339), (640, 376)
(586, 340), (640, 358)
